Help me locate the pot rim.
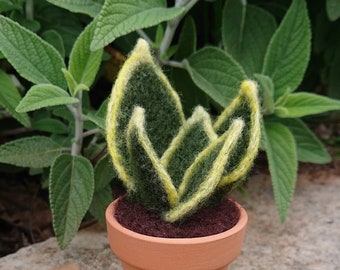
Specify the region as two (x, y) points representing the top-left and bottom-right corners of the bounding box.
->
(105, 196), (248, 245)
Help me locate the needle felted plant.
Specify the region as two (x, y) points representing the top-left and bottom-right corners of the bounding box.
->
(106, 39), (261, 223)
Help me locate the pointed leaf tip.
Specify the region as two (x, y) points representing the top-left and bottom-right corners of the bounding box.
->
(241, 80), (259, 95)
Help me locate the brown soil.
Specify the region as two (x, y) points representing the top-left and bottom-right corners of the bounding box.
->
(115, 196), (240, 238)
(0, 173), (53, 257)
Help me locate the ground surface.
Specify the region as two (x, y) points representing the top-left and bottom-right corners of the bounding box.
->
(1, 165), (339, 270)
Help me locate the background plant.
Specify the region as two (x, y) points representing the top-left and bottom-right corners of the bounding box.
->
(0, 0), (339, 250)
(0, 1), (114, 250)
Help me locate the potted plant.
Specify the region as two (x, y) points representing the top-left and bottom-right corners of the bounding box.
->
(105, 38), (261, 270)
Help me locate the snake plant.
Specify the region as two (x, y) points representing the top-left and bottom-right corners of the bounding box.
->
(106, 39), (261, 222)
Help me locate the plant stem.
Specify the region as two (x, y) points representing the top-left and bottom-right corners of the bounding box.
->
(69, 91), (83, 156)
(136, 29), (152, 43)
(82, 128), (101, 139)
(163, 60), (185, 68)
(0, 110), (11, 119)
(158, 0), (199, 61)
(0, 127), (33, 136)
(25, 0), (34, 20)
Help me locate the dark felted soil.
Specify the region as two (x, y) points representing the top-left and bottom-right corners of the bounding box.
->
(115, 197), (240, 238)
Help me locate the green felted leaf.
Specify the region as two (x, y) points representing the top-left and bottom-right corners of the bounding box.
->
(262, 0), (311, 99)
(94, 153), (117, 191)
(16, 84), (79, 113)
(106, 39), (185, 191)
(69, 20), (103, 89)
(32, 118), (68, 134)
(126, 107), (178, 213)
(184, 47), (246, 108)
(89, 185), (113, 225)
(165, 119), (244, 222)
(91, 0), (185, 50)
(0, 136), (62, 168)
(222, 0), (276, 76)
(326, 0), (340, 21)
(45, 0), (104, 17)
(279, 118), (331, 164)
(0, 15), (66, 88)
(41, 30), (65, 59)
(275, 92), (340, 118)
(49, 154), (94, 249)
(161, 106), (217, 188)
(264, 122), (297, 222)
(174, 16), (197, 61)
(0, 70), (30, 127)
(214, 81), (261, 187)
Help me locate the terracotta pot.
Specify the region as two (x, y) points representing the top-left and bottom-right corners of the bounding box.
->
(106, 197), (248, 270)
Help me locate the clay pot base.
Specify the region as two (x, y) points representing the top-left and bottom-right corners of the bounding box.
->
(115, 197), (240, 238)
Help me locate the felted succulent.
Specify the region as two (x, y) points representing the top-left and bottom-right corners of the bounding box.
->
(106, 39), (261, 223)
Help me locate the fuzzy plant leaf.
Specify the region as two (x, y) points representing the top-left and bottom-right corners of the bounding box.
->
(222, 0), (276, 76)
(90, 153), (116, 225)
(0, 1), (19, 13)
(161, 106), (217, 189)
(184, 47), (246, 108)
(254, 73), (275, 114)
(279, 118), (331, 164)
(127, 107), (178, 212)
(85, 98), (108, 130)
(89, 185), (113, 225)
(0, 70), (30, 127)
(49, 154), (94, 249)
(62, 69), (78, 96)
(165, 118), (244, 222)
(174, 16), (197, 61)
(275, 92), (340, 118)
(262, 0), (311, 99)
(264, 122), (297, 222)
(45, 0), (104, 17)
(41, 30), (65, 59)
(16, 84), (78, 113)
(86, 112), (105, 130)
(94, 153), (117, 191)
(32, 118), (68, 134)
(91, 0), (185, 50)
(326, 0), (340, 21)
(69, 20), (103, 91)
(0, 15), (66, 88)
(0, 136), (62, 168)
(214, 80), (261, 187)
(106, 39), (185, 191)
